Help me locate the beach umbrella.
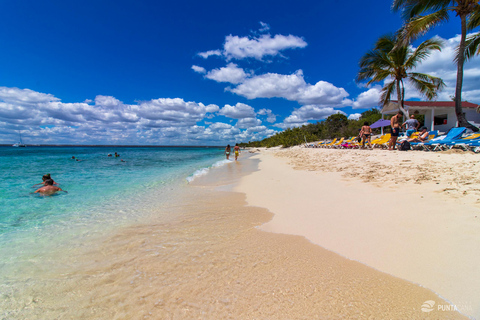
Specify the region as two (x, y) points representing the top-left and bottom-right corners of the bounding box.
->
(370, 119), (391, 129)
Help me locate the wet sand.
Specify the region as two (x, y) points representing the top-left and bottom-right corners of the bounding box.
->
(2, 154), (468, 319)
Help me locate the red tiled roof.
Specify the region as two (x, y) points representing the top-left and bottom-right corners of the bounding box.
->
(392, 101), (479, 108)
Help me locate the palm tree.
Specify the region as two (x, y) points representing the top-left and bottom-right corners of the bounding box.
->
(357, 33), (445, 117)
(392, 0), (480, 131)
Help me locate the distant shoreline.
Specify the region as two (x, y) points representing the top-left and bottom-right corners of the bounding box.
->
(1, 144), (224, 148)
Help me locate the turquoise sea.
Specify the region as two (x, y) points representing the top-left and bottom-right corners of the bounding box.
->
(0, 146), (227, 286)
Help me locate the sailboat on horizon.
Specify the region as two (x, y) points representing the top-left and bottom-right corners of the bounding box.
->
(12, 132), (26, 147)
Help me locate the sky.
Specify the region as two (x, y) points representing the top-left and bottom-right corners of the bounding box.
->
(1, 0), (479, 145)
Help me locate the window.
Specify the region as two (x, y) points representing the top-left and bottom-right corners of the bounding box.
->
(434, 114), (448, 125)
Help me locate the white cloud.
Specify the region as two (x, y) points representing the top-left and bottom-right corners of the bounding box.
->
(197, 50), (222, 59)
(279, 106), (344, 129)
(205, 63), (248, 84)
(0, 86), (276, 145)
(259, 21), (270, 33)
(348, 86), (382, 109)
(218, 102), (256, 119)
(348, 113), (362, 120)
(236, 117), (261, 129)
(198, 30), (307, 61)
(191, 65), (206, 74)
(229, 70), (349, 105)
(257, 108), (276, 123)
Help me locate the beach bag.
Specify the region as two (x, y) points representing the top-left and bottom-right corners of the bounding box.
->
(399, 140), (411, 151)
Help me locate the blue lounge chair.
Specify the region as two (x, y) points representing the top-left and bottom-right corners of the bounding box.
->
(421, 127), (467, 151)
(439, 132), (480, 151)
(468, 140), (480, 153)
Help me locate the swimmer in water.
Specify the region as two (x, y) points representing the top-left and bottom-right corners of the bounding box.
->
(33, 174), (58, 187)
(34, 179), (67, 195)
(224, 144), (231, 160)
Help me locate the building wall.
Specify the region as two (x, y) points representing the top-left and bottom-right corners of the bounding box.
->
(424, 108), (480, 132)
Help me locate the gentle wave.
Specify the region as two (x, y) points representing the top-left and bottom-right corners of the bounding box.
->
(186, 159), (233, 182)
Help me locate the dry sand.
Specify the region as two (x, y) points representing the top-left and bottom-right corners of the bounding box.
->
(235, 147), (480, 318)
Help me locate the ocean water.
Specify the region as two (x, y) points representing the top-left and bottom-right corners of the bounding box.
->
(0, 146), (226, 279)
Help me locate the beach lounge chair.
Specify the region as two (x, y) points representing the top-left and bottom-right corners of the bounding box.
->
(331, 137), (345, 148)
(421, 127), (467, 151)
(467, 140), (480, 153)
(441, 132), (480, 151)
(322, 138), (337, 148)
(371, 134), (391, 148)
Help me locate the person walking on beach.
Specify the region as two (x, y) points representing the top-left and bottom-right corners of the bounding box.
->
(402, 115), (420, 138)
(224, 144), (231, 160)
(34, 179), (67, 195)
(389, 111), (403, 150)
(359, 121), (372, 149)
(234, 144), (240, 161)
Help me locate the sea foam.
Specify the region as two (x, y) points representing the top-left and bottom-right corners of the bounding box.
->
(186, 159), (233, 183)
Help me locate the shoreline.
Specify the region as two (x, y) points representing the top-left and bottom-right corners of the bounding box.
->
(235, 147), (479, 318)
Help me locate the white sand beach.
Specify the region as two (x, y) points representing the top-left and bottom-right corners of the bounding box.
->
(235, 147), (480, 318)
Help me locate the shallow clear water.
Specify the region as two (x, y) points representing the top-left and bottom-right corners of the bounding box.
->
(0, 146), (224, 279)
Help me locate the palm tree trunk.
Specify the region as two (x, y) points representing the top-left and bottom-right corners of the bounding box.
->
(456, 14), (479, 131)
(396, 79), (408, 118)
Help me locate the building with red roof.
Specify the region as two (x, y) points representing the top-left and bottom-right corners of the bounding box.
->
(381, 101), (480, 132)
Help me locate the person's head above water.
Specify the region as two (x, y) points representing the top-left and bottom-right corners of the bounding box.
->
(42, 174), (51, 181)
(44, 179), (54, 186)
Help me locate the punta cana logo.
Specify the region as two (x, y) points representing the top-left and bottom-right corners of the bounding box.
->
(421, 300), (436, 312)
(421, 300), (472, 313)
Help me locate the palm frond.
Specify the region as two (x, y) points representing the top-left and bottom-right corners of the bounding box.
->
(464, 32), (480, 61)
(405, 37), (443, 68)
(380, 81), (397, 106)
(408, 73), (445, 100)
(467, 5), (480, 31)
(392, 0), (451, 20)
(401, 9), (450, 43)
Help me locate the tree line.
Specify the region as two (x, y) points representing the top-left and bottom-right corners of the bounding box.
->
(239, 109), (399, 148)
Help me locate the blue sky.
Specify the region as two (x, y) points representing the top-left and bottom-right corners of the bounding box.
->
(0, 0), (479, 145)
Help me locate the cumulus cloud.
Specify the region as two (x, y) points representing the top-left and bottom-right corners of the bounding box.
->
(280, 106), (344, 128)
(257, 108), (276, 123)
(229, 70), (349, 106)
(205, 63), (248, 84)
(191, 65), (206, 74)
(236, 117), (262, 129)
(218, 102), (256, 119)
(0, 86), (274, 145)
(197, 50), (222, 59)
(347, 86), (382, 109)
(348, 113), (362, 120)
(198, 29), (307, 61)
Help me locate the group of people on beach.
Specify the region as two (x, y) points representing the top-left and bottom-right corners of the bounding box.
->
(388, 111), (428, 150)
(358, 111), (428, 150)
(224, 143), (241, 160)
